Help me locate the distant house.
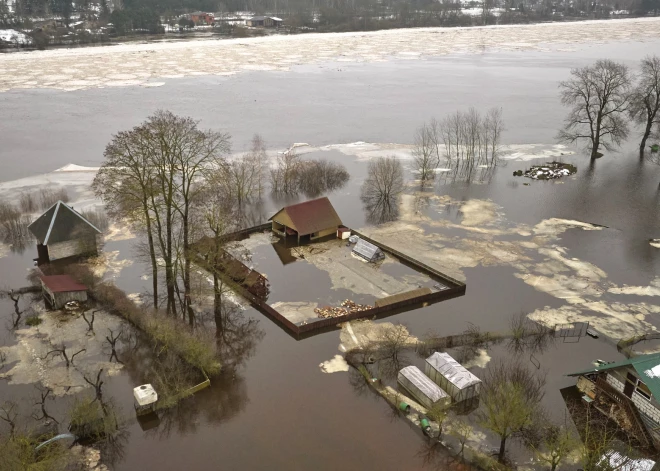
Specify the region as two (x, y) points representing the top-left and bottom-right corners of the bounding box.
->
(28, 201), (102, 264)
(190, 11), (214, 25)
(39, 274), (88, 309)
(246, 16), (282, 27)
(568, 354), (660, 449)
(269, 197), (342, 243)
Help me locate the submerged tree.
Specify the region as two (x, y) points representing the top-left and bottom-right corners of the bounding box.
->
(413, 122), (441, 183)
(478, 360), (546, 463)
(94, 110), (231, 320)
(629, 55), (660, 159)
(557, 60), (631, 160)
(361, 156), (405, 225)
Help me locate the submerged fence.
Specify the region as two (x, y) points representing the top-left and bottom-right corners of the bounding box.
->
(195, 226), (466, 340)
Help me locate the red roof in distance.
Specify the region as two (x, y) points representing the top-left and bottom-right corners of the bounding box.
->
(39, 275), (88, 293)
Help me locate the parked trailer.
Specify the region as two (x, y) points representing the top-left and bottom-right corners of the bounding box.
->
(397, 366), (450, 410)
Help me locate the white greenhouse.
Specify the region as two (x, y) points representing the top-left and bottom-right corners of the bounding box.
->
(397, 366), (450, 410)
(424, 352), (481, 403)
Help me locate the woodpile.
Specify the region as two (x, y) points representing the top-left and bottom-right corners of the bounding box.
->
(315, 299), (373, 319)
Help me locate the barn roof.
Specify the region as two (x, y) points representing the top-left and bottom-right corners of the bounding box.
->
(269, 197), (342, 237)
(39, 275), (88, 293)
(426, 352), (481, 390)
(28, 201), (102, 245)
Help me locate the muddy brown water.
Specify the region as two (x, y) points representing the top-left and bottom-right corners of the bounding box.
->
(1, 39), (660, 470)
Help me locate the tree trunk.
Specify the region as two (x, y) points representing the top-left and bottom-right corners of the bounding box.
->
(182, 209), (195, 327)
(640, 120), (653, 159)
(142, 200), (158, 309)
(498, 435), (507, 463)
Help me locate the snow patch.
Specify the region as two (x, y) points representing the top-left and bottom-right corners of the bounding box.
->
(320, 355), (349, 373)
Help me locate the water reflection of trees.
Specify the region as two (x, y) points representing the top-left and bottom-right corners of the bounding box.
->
(361, 156), (405, 225)
(270, 150), (350, 198)
(0, 201), (34, 255)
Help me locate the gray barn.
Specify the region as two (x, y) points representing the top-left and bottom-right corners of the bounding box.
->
(424, 352), (481, 403)
(39, 275), (88, 309)
(28, 201), (102, 264)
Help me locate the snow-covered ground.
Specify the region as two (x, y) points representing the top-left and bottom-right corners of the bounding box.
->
(0, 28), (30, 45)
(0, 17), (659, 92)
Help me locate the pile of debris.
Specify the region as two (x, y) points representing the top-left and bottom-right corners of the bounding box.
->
(315, 299), (374, 319)
(513, 161), (577, 180)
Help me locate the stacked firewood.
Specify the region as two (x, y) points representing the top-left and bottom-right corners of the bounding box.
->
(315, 299), (374, 319)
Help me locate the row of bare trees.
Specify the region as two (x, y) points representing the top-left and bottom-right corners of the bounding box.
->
(413, 107), (505, 183)
(558, 55), (660, 160)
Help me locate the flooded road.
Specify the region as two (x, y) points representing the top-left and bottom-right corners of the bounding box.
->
(1, 30), (660, 470)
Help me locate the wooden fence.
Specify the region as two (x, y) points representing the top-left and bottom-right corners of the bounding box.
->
(194, 225), (466, 340)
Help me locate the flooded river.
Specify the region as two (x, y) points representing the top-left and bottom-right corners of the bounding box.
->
(1, 30), (660, 470)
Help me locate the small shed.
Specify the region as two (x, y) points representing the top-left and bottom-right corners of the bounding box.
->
(28, 201), (102, 264)
(337, 227), (351, 239)
(352, 239), (385, 262)
(397, 366), (450, 410)
(39, 275), (88, 309)
(269, 197), (342, 243)
(424, 352), (481, 403)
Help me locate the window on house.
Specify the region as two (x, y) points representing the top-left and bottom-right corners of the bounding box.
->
(637, 380), (652, 401)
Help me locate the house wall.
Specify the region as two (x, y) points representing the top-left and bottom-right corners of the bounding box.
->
(47, 235), (98, 261)
(606, 372), (660, 424)
(271, 210), (295, 231)
(52, 291), (88, 309)
(310, 227), (336, 240)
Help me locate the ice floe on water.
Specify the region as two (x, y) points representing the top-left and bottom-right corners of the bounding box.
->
(608, 278), (660, 297)
(1, 18), (659, 92)
(320, 355), (350, 373)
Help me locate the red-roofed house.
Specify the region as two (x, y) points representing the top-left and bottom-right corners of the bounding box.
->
(39, 274), (88, 309)
(269, 197), (342, 243)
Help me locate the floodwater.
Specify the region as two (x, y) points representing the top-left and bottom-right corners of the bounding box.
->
(1, 34), (660, 470)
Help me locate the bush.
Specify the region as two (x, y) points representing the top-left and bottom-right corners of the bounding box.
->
(25, 315), (42, 326)
(68, 396), (118, 440)
(39, 188), (69, 211)
(81, 208), (110, 232)
(18, 192), (37, 213)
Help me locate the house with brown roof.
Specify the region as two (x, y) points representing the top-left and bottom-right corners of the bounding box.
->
(269, 197), (342, 243)
(39, 274), (88, 309)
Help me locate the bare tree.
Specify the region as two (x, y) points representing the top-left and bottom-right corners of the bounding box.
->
(0, 401), (18, 436)
(81, 309), (100, 333)
(557, 60), (631, 160)
(44, 343), (86, 368)
(105, 328), (123, 363)
(83, 368), (105, 405)
(478, 360), (546, 463)
(629, 55), (660, 158)
(270, 148), (301, 195)
(525, 420), (579, 471)
(413, 122), (441, 183)
(247, 133), (269, 199)
(361, 156), (405, 202)
(448, 419), (474, 460)
(32, 385), (58, 424)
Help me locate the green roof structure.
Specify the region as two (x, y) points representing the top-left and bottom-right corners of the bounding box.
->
(567, 353), (660, 400)
(28, 201), (101, 245)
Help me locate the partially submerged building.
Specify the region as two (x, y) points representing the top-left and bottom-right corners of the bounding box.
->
(246, 16), (282, 27)
(28, 201), (102, 264)
(398, 366), (450, 410)
(39, 274), (88, 309)
(424, 352), (481, 403)
(352, 239), (385, 263)
(568, 354), (660, 448)
(269, 197), (342, 244)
